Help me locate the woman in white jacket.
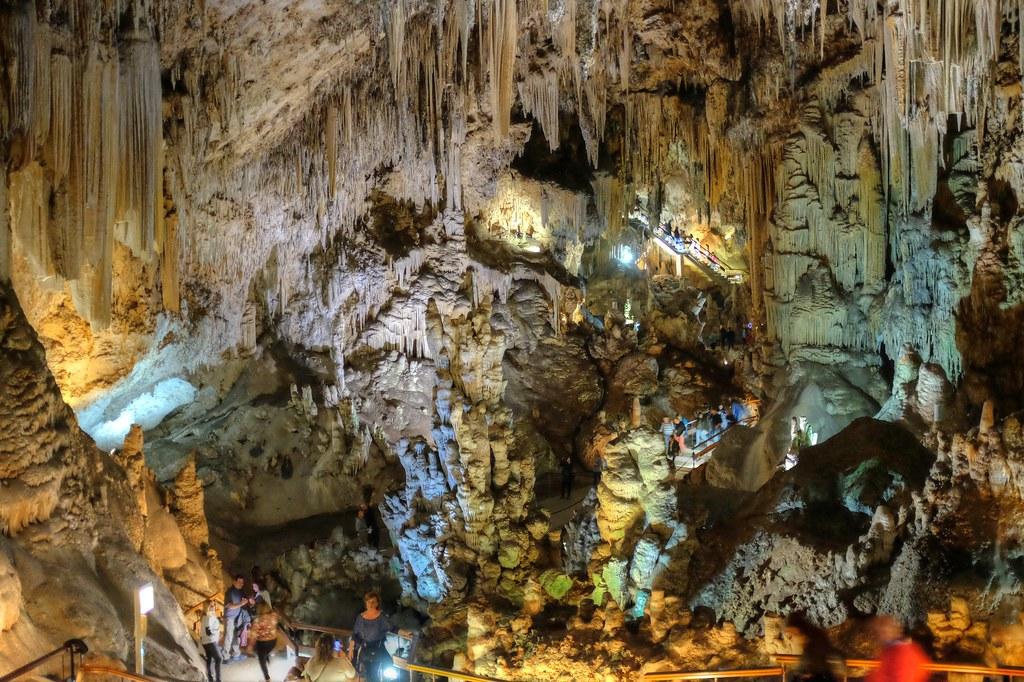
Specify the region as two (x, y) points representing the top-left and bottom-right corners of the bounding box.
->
(302, 635), (356, 682)
(200, 602), (223, 682)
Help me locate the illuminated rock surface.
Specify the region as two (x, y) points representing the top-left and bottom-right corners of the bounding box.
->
(1, 0), (1024, 679)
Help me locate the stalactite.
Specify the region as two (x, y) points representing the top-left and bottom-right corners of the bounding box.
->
(488, 0), (518, 140)
(115, 33), (162, 260)
(161, 212), (180, 314)
(46, 54), (72, 186)
(325, 104), (338, 199)
(518, 68), (560, 150)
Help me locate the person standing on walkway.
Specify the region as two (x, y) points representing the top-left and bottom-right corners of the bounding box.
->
(592, 456), (603, 488)
(355, 507), (370, 546)
(866, 616), (930, 682)
(250, 601), (279, 682)
(660, 417), (676, 458)
(559, 455), (575, 499)
(784, 612), (844, 682)
(200, 602), (222, 682)
(350, 592), (392, 682)
(222, 575), (250, 661)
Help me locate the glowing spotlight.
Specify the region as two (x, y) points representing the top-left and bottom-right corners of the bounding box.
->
(615, 245), (634, 265)
(382, 665), (400, 680)
(523, 243), (543, 253)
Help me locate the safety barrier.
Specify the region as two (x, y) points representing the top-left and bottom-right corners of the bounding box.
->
(642, 653), (1024, 680)
(76, 665), (163, 682)
(0, 639), (88, 682)
(395, 660), (508, 681)
(642, 667), (784, 680)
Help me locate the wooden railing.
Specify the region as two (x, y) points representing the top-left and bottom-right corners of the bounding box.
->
(642, 653), (1024, 680)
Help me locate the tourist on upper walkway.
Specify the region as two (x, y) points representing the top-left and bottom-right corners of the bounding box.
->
(302, 635), (356, 682)
(866, 616), (930, 682)
(250, 601), (279, 682)
(559, 455), (575, 499)
(784, 612), (845, 682)
(350, 591), (392, 682)
(222, 574), (251, 661)
(200, 601), (222, 682)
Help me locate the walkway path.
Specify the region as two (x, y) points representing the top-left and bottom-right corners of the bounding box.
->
(221, 648), (296, 682)
(651, 225), (742, 284)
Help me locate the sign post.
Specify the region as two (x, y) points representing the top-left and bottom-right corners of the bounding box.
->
(134, 584), (154, 675)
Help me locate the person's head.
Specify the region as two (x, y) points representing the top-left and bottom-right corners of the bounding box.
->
(233, 574), (245, 589)
(255, 601), (272, 616)
(791, 416), (799, 427)
(663, 417), (670, 424)
(207, 601), (219, 617)
(357, 507), (365, 518)
(363, 591), (381, 611)
(314, 634), (334, 661)
(870, 615), (903, 647)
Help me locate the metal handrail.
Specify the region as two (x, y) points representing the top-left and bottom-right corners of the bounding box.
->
(643, 654), (1024, 680)
(76, 665), (164, 682)
(0, 639), (88, 682)
(642, 667), (783, 681)
(395, 660), (508, 681)
(775, 653), (1024, 678)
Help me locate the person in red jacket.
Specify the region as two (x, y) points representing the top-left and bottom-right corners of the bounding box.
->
(867, 616), (931, 682)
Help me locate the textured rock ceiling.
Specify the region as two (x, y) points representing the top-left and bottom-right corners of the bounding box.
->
(2, 0), (1024, 677)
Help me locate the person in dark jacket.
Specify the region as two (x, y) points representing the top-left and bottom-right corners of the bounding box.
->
(559, 455), (575, 499)
(785, 612), (844, 682)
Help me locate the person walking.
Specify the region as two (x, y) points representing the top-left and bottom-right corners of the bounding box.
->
(302, 635), (356, 682)
(222, 575), (251, 661)
(592, 456), (603, 488)
(784, 613), (844, 682)
(866, 616), (930, 682)
(250, 601), (279, 682)
(350, 592), (392, 682)
(200, 602), (222, 682)
(559, 455), (575, 499)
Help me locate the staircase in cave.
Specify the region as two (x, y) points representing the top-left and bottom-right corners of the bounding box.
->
(650, 225), (741, 285)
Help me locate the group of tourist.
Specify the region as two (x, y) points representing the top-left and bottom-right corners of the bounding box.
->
(199, 567), (394, 682)
(659, 222), (722, 268)
(787, 612), (931, 682)
(661, 399), (751, 463)
(200, 570), (278, 682)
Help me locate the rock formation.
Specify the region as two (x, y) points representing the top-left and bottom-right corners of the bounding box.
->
(2, 0), (1024, 678)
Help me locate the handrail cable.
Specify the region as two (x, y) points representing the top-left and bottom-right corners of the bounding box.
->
(642, 654), (1024, 680)
(642, 666), (784, 681)
(395, 660), (508, 682)
(77, 664), (165, 682)
(0, 639), (87, 682)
